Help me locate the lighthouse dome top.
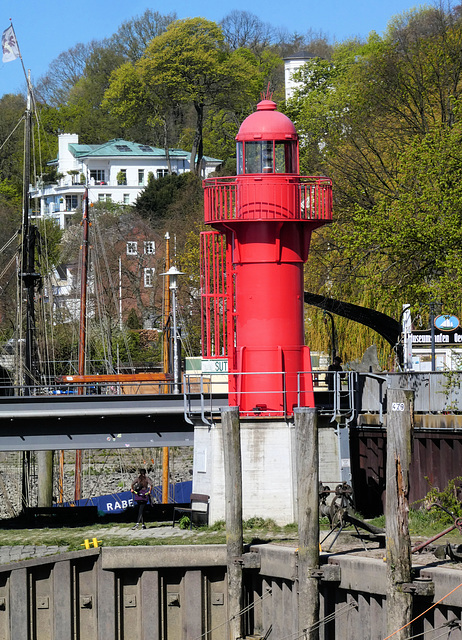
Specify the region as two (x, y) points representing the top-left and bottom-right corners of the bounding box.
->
(236, 100), (298, 142)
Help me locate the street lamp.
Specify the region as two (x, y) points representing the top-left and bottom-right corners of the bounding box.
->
(323, 310), (336, 363)
(161, 266), (184, 393)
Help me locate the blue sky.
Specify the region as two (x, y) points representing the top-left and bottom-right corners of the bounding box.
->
(1, 0), (425, 98)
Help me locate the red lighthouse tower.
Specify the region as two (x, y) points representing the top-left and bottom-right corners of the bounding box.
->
(202, 98), (332, 416)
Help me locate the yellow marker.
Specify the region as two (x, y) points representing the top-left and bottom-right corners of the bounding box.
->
(81, 538), (103, 549)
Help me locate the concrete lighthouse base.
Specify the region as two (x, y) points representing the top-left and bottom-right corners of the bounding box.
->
(192, 417), (342, 525)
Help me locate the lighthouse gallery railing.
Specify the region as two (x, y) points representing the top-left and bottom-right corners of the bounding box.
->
(203, 176), (333, 223)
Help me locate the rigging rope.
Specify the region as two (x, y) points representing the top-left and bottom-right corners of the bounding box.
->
(276, 599), (358, 640)
(92, 213), (134, 370)
(405, 621), (461, 640)
(0, 254), (17, 282)
(0, 115), (25, 152)
(192, 588), (273, 640)
(382, 581), (462, 640)
(0, 231), (19, 256)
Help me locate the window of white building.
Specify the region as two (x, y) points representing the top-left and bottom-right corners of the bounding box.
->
(90, 169), (105, 183)
(157, 169), (168, 179)
(144, 267), (155, 287)
(65, 195), (78, 210)
(123, 194), (130, 204)
(138, 169), (144, 185)
(127, 242), (138, 255)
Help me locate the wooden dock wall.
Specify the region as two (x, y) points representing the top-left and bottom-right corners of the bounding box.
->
(0, 545), (460, 639)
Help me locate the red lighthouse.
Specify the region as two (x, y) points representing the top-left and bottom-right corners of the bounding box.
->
(202, 98), (332, 416)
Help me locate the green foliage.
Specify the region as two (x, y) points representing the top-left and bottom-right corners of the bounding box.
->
(178, 515), (191, 529)
(243, 517), (277, 529)
(207, 519), (226, 531)
(112, 330), (161, 367)
(126, 309), (141, 330)
(0, 93), (26, 193)
(116, 170), (127, 185)
(36, 218), (63, 273)
(104, 17), (262, 173)
(282, 6), (462, 362)
(0, 179), (21, 211)
(421, 477), (462, 526)
(135, 172), (202, 224)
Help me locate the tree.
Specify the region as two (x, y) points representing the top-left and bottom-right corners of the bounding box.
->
(135, 172), (203, 230)
(0, 93), (27, 200)
(220, 10), (275, 54)
(34, 42), (100, 106)
(283, 5), (462, 364)
(336, 123), (462, 309)
(137, 18), (260, 173)
(102, 59), (180, 153)
(109, 9), (177, 61)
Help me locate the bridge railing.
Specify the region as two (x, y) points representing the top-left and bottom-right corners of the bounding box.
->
(183, 370), (462, 424)
(0, 379), (179, 397)
(0, 371), (461, 424)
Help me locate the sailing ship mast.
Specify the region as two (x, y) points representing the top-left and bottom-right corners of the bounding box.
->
(74, 189), (91, 501)
(162, 233), (170, 504)
(3, 24), (44, 508)
(20, 71), (40, 391)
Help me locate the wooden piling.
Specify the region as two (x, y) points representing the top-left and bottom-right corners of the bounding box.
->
(37, 450), (54, 507)
(294, 407), (319, 640)
(221, 406), (243, 640)
(386, 386), (414, 640)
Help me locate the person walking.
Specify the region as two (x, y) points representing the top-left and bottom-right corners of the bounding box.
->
(130, 468), (152, 530)
(326, 356), (345, 407)
(327, 356), (343, 391)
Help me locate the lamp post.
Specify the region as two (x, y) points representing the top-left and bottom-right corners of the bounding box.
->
(429, 301), (438, 373)
(401, 304), (412, 371)
(162, 266), (184, 393)
(323, 310), (336, 363)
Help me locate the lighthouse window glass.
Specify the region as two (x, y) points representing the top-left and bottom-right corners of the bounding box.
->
(261, 141), (273, 173)
(237, 142), (243, 174)
(275, 141), (297, 173)
(274, 141), (297, 173)
(244, 142), (261, 173)
(244, 142), (273, 173)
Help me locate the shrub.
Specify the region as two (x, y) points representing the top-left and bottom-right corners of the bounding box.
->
(421, 476), (462, 525)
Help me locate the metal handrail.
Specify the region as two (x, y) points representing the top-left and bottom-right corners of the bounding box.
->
(203, 175), (332, 224)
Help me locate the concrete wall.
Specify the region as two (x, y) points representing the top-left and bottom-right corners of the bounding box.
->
(193, 418), (340, 525)
(0, 545), (460, 640)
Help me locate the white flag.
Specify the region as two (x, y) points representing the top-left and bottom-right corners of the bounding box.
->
(2, 25), (20, 63)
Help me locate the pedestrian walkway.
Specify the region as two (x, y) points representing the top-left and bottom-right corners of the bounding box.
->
(0, 545), (68, 565)
(0, 523), (300, 566)
(85, 524), (213, 540)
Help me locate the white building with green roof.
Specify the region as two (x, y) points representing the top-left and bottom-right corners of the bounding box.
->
(31, 133), (222, 228)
